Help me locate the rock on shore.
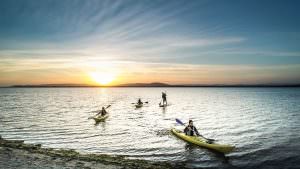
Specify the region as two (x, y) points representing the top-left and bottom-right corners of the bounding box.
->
(0, 135), (183, 169)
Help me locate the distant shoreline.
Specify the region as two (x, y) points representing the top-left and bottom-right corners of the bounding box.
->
(3, 84), (300, 88)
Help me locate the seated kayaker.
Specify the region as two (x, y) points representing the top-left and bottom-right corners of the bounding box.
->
(184, 120), (200, 136)
(97, 107), (107, 116)
(137, 98), (143, 105)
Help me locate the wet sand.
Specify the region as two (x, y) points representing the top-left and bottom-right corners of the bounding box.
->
(0, 135), (182, 169)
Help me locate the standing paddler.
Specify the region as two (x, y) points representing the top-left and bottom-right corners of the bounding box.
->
(162, 92), (167, 106)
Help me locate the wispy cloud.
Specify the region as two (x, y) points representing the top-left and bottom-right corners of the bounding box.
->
(0, 0), (300, 85)
(2, 58), (299, 85)
(166, 37), (245, 47)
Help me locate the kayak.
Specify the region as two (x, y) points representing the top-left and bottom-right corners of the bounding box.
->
(135, 104), (143, 108)
(171, 128), (234, 154)
(93, 114), (109, 122)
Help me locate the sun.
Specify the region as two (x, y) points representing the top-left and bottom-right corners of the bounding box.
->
(89, 72), (116, 85)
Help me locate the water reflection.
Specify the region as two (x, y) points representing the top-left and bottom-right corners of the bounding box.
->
(184, 144), (230, 164)
(161, 106), (167, 113)
(0, 87), (300, 169)
(94, 120), (107, 129)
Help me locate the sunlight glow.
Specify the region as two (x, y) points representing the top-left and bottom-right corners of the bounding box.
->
(89, 72), (116, 85)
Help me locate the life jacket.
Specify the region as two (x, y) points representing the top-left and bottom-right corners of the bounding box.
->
(185, 126), (197, 136)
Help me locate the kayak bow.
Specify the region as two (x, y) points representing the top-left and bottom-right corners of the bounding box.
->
(93, 114), (109, 122)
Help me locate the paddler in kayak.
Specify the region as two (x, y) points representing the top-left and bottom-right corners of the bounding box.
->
(96, 107), (108, 116)
(162, 92), (167, 105)
(184, 120), (200, 136)
(137, 98), (143, 105)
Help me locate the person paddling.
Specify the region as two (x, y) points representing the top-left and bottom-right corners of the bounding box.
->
(97, 107), (107, 116)
(162, 92), (167, 105)
(184, 120), (200, 137)
(137, 98), (143, 105)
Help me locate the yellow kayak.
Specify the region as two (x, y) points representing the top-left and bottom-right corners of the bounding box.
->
(93, 114), (109, 122)
(171, 128), (234, 154)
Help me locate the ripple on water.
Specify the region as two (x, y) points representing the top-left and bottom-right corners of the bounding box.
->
(1, 87), (300, 169)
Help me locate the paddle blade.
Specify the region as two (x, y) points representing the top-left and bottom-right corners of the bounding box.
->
(175, 118), (185, 126)
(106, 105), (111, 109)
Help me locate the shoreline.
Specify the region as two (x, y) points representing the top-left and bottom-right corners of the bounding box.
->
(0, 135), (183, 169)
(2, 82), (300, 88)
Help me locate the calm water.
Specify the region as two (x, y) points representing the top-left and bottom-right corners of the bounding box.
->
(1, 87), (300, 169)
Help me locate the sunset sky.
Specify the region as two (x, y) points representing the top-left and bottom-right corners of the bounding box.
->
(0, 0), (300, 86)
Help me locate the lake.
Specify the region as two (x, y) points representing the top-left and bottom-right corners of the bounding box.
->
(1, 87), (300, 168)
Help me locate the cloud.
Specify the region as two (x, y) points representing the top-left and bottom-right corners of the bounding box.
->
(1, 0), (300, 86)
(166, 37), (245, 47)
(2, 53), (300, 84)
(0, 0), (247, 64)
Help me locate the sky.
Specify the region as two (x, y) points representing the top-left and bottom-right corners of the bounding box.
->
(0, 0), (300, 86)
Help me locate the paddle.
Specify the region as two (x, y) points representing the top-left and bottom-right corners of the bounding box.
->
(88, 105), (111, 119)
(175, 118), (215, 143)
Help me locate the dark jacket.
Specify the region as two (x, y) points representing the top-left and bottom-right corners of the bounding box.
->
(162, 93), (167, 100)
(138, 99), (143, 105)
(184, 125), (200, 136)
(101, 109), (107, 116)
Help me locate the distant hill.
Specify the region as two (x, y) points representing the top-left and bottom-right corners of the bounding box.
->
(117, 82), (171, 87)
(8, 83), (300, 88)
(11, 84), (92, 87)
(10, 82), (171, 88)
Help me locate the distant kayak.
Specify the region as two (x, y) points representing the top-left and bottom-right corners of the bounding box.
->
(93, 114), (109, 122)
(171, 128), (234, 154)
(135, 104), (143, 108)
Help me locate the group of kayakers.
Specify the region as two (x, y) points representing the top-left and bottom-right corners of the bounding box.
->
(91, 91), (235, 153)
(96, 91), (201, 138)
(136, 92), (168, 106)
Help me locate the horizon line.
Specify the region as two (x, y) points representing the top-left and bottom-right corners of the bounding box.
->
(3, 82), (300, 88)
